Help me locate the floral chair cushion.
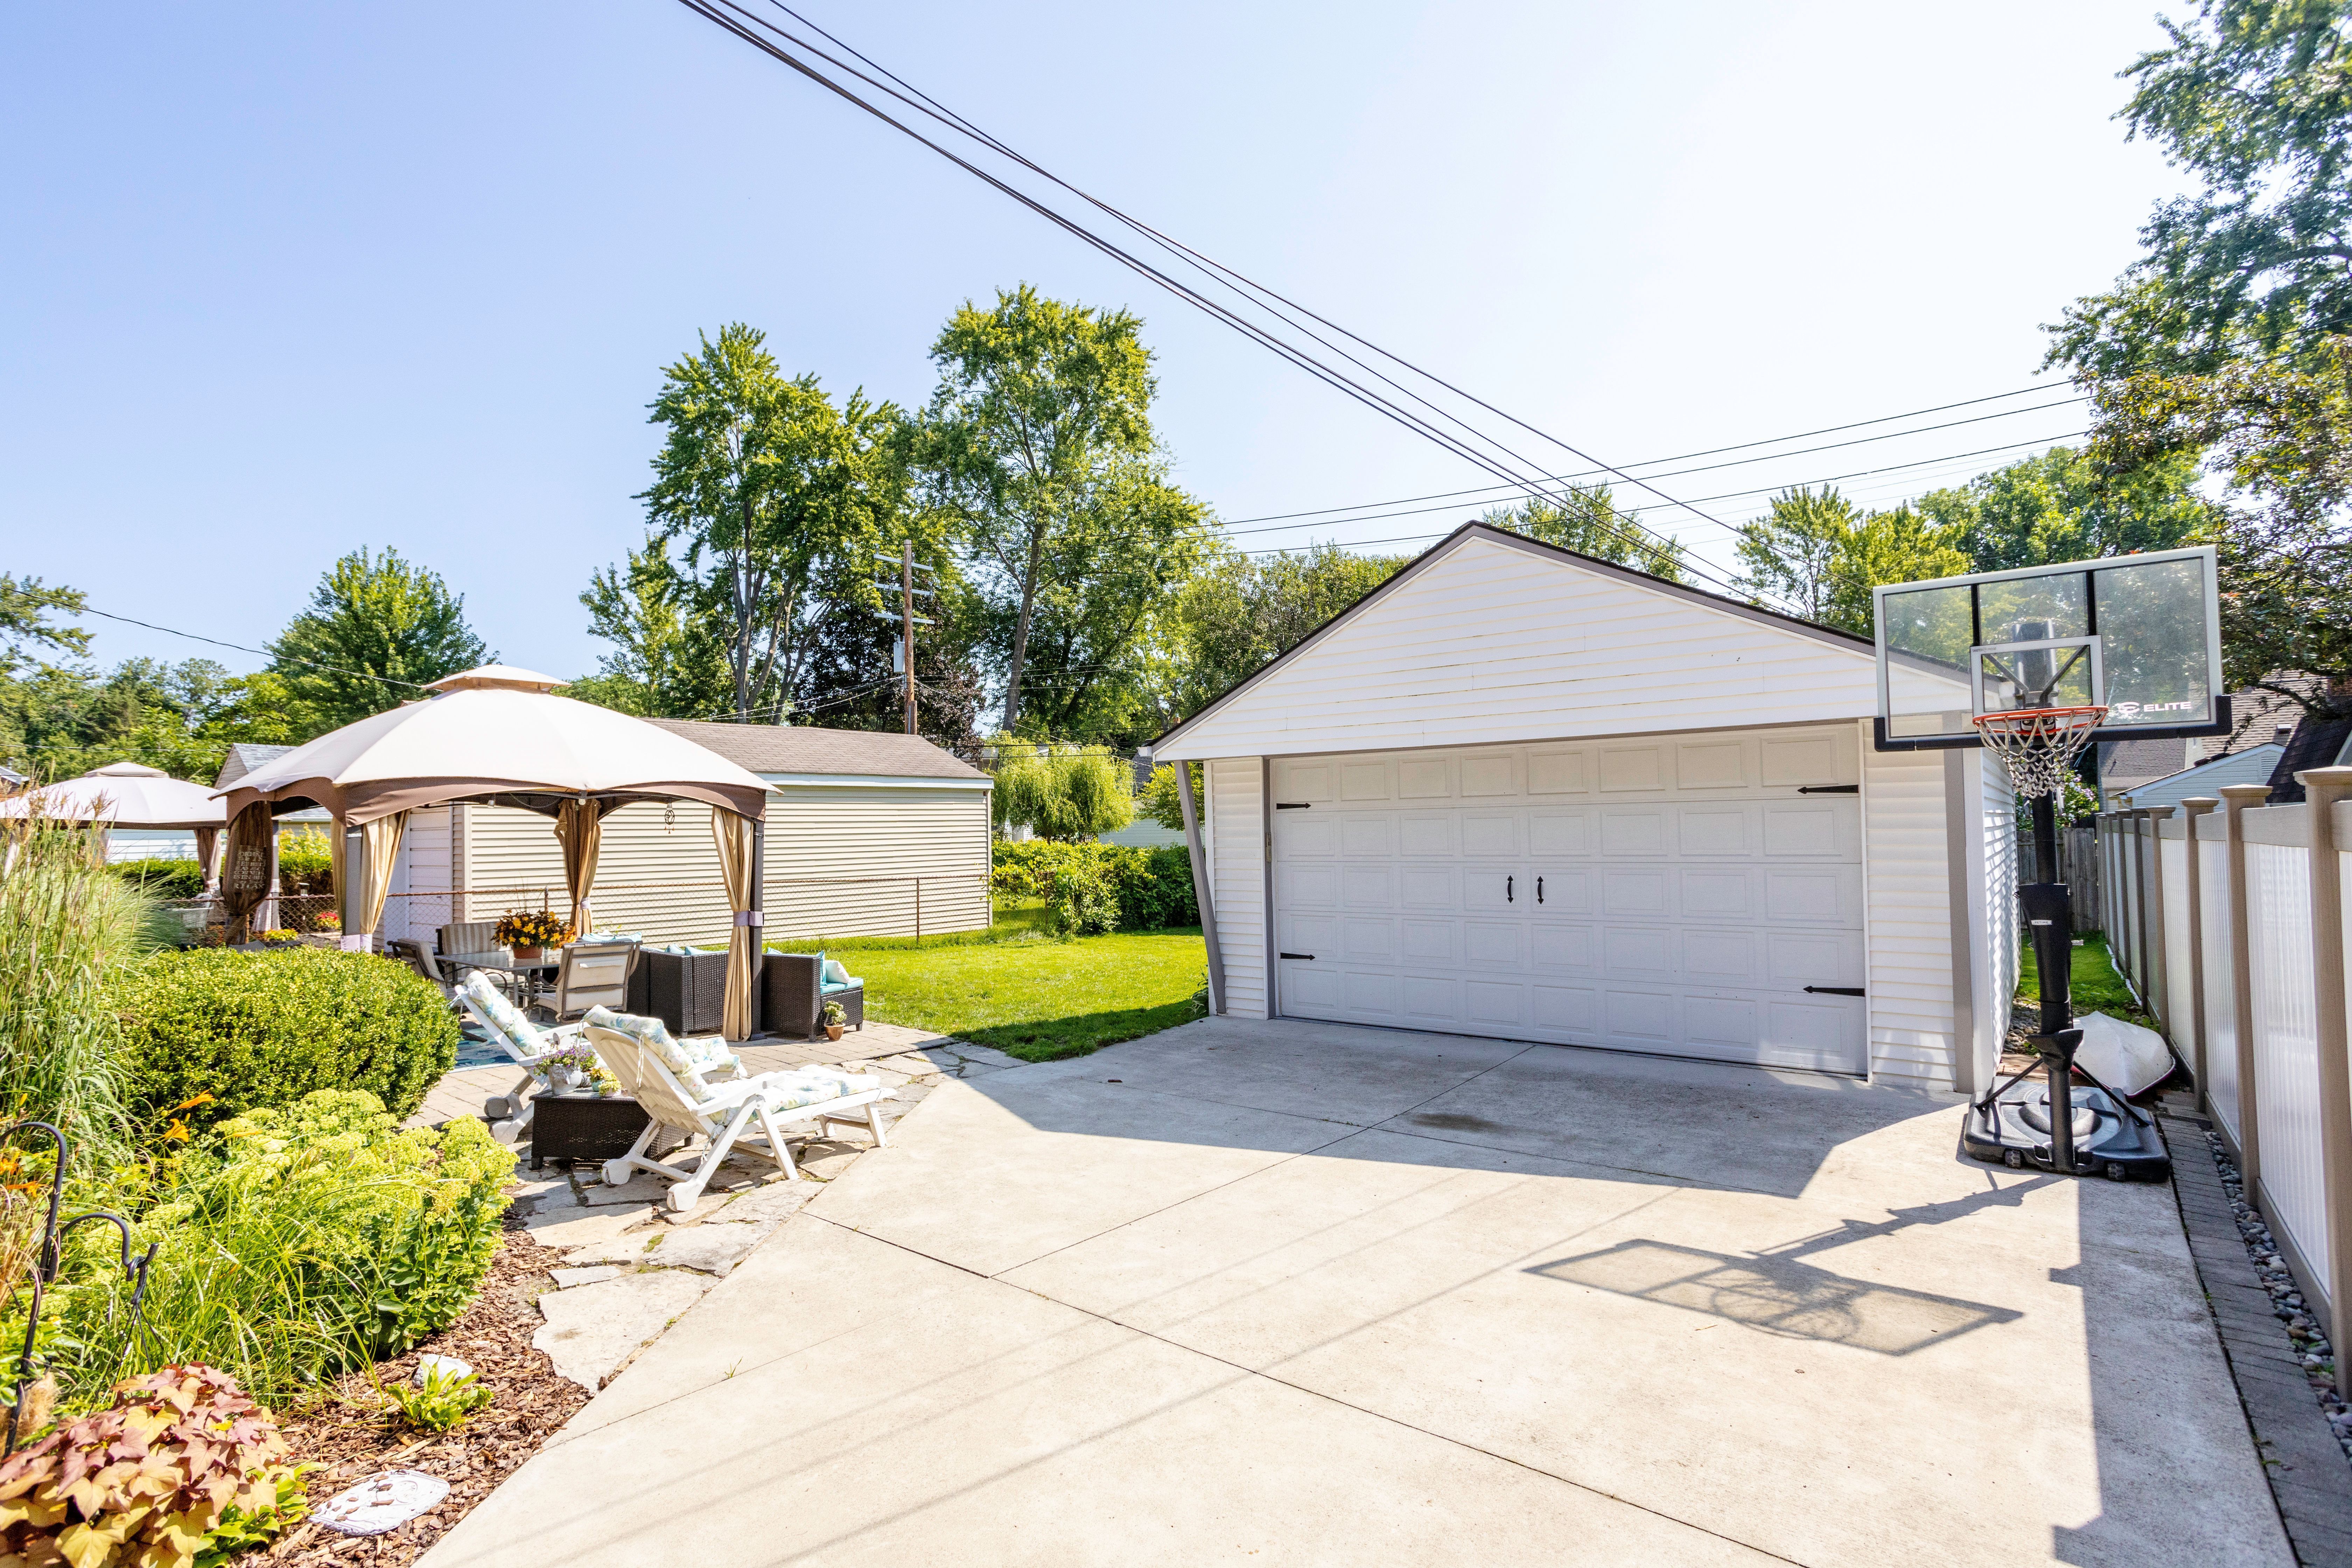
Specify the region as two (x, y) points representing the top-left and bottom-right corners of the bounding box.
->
(760, 1068), (883, 1112)
(582, 1006), (742, 1082)
(461, 971), (549, 1058)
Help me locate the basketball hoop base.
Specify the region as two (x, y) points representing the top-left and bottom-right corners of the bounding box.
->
(1961, 1028), (2170, 1182)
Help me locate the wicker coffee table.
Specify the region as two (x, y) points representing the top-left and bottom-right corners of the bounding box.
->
(529, 1091), (676, 1170)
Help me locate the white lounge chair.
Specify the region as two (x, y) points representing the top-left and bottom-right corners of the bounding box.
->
(582, 1006), (894, 1211)
(455, 971), (590, 1144)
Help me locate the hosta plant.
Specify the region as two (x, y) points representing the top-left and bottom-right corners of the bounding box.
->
(0, 1364), (308, 1568)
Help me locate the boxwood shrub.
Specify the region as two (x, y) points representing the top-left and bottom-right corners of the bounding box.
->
(990, 842), (1197, 934)
(115, 948), (457, 1134)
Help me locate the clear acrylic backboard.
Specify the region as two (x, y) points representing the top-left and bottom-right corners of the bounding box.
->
(1873, 545), (2227, 749)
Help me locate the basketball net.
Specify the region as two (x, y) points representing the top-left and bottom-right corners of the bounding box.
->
(1972, 706), (2107, 799)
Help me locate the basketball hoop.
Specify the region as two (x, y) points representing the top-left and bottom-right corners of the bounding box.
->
(1972, 705), (2107, 798)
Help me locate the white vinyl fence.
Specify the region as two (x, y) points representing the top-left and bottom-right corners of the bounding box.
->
(2096, 767), (2352, 1351)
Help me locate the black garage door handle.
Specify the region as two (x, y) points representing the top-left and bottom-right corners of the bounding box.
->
(1798, 785), (1859, 795)
(1281, 952), (1316, 960)
(1804, 985), (1865, 996)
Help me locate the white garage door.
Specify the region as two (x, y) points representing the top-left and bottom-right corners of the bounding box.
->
(1270, 726), (1868, 1074)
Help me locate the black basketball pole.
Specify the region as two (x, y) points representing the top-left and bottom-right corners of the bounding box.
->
(2019, 790), (2082, 1174)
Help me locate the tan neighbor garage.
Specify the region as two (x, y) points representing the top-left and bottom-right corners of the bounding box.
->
(1269, 726), (1867, 1074)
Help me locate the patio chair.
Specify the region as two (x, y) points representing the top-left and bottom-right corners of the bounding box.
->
(385, 938), (455, 999)
(761, 952), (867, 1040)
(439, 920), (523, 1002)
(456, 971), (592, 1144)
(551, 939), (637, 1020)
(583, 1006), (892, 1210)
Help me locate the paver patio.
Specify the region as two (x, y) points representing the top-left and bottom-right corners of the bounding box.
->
(422, 1016), (2290, 1567)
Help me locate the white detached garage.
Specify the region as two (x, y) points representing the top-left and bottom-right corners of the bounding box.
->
(1151, 523), (2018, 1094)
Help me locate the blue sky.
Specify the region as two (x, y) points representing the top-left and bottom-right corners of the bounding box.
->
(4, 1), (2183, 681)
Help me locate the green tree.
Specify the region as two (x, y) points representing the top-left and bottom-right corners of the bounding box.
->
(2046, 2), (2352, 710)
(1825, 507), (1970, 632)
(1735, 486), (1859, 622)
(1165, 543), (1407, 721)
(573, 538), (732, 718)
(1737, 487), (1969, 634)
(0, 657), (299, 783)
(1913, 445), (2217, 569)
(638, 324), (909, 722)
(2049, 1), (2352, 384)
(269, 547), (489, 734)
(988, 742), (1136, 840)
(918, 286), (1210, 737)
(0, 574), (90, 673)
(2084, 340), (2352, 705)
(1478, 488), (1687, 581)
(1139, 760), (1205, 832)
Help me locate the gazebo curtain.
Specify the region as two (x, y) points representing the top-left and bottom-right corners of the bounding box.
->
(220, 803), (274, 942)
(711, 809), (757, 1042)
(555, 799), (602, 938)
(193, 825), (220, 898)
(330, 811), (410, 945)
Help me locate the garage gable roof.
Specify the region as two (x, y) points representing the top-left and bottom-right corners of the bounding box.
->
(1152, 523), (1879, 761)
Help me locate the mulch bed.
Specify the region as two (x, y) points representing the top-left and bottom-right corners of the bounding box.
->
(261, 1211), (584, 1565)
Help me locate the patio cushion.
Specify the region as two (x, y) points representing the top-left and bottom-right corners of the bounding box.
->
(461, 971), (548, 1056)
(582, 1005), (741, 1077)
(819, 958), (863, 990)
(757, 1067), (883, 1111)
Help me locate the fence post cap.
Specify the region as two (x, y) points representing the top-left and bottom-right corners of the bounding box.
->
(2143, 803), (2177, 817)
(2293, 765), (2352, 794)
(2180, 796), (2219, 813)
(2218, 784), (2274, 804)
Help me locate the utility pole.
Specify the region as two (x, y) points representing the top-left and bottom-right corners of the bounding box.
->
(901, 540), (917, 735)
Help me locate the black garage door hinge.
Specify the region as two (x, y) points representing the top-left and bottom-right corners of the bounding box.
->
(1804, 985), (1865, 996)
(1798, 785), (1859, 795)
(1275, 802), (1312, 810)
(1280, 952), (1316, 960)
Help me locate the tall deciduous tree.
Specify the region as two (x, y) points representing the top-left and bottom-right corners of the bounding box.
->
(1165, 544), (1407, 722)
(2050, 1), (2352, 384)
(639, 324), (907, 723)
(1736, 486), (1968, 635)
(1913, 444), (2217, 569)
(1735, 486), (1857, 622)
(269, 547), (488, 733)
(573, 539), (732, 718)
(2047, 2), (2352, 710)
(1478, 488), (1687, 580)
(918, 286), (1208, 738)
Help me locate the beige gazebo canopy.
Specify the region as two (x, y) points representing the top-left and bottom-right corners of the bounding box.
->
(215, 665), (776, 1038)
(1, 761), (232, 890)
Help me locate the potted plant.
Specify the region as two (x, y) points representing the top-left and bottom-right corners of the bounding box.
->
(542, 1042), (598, 1094)
(258, 928), (303, 949)
(493, 909), (572, 964)
(821, 1000), (846, 1042)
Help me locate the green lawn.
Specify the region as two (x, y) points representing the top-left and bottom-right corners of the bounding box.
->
(2017, 930), (2152, 1027)
(769, 903), (1208, 1062)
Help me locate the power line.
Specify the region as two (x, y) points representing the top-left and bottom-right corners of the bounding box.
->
(674, 0), (1772, 607)
(1216, 385), (2079, 528)
(1236, 429), (2092, 550)
(73, 605), (439, 696)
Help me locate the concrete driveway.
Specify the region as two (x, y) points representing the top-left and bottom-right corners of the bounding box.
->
(425, 1017), (2287, 1567)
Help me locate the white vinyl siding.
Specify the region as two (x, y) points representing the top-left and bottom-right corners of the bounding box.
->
(1860, 740), (1963, 1092)
(1265, 726), (1869, 1073)
(1973, 748), (2019, 1090)
(1157, 533), (1880, 762)
(1207, 757), (1269, 1018)
(418, 785), (989, 947)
